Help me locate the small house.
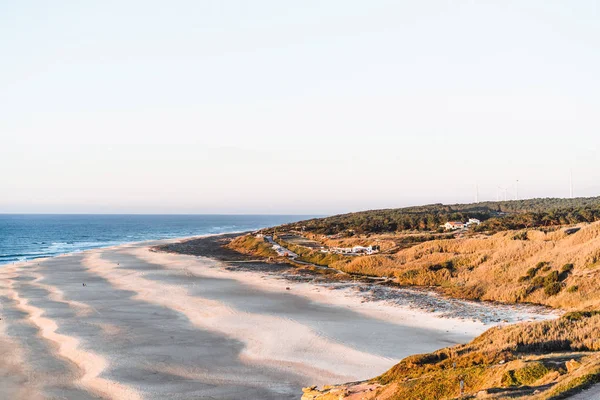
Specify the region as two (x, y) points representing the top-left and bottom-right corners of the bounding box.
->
(466, 218), (481, 226)
(444, 221), (465, 230)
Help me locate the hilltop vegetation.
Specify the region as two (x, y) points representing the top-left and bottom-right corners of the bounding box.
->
(280, 197), (600, 234)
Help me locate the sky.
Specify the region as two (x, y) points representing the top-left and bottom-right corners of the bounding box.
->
(1, 1), (599, 214)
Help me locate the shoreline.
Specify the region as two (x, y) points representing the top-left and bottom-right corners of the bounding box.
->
(154, 233), (557, 327)
(5, 231), (558, 329)
(0, 231), (245, 267)
(0, 233), (558, 399)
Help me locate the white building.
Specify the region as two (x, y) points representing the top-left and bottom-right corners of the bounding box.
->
(352, 246), (373, 254)
(444, 221), (465, 230)
(331, 245), (379, 255)
(466, 218), (481, 226)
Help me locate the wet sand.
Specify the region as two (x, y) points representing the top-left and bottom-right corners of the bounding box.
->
(0, 238), (551, 399)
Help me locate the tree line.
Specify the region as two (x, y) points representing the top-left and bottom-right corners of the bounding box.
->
(282, 197), (600, 234)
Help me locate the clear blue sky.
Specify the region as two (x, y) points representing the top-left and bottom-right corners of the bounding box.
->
(1, 1), (599, 214)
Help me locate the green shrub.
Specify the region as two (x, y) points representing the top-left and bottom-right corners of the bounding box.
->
(561, 263), (574, 273)
(544, 282), (562, 296)
(567, 285), (579, 293)
(512, 231), (528, 240)
(532, 276), (545, 286)
(544, 271), (560, 285)
(428, 261), (454, 272)
(501, 370), (519, 387)
(514, 362), (549, 384)
(563, 311), (600, 322)
(501, 362), (549, 387)
(526, 267), (538, 278)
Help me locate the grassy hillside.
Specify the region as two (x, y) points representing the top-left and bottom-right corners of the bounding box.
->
(225, 234), (279, 258)
(303, 312), (600, 400)
(326, 223), (600, 310)
(246, 222), (600, 311)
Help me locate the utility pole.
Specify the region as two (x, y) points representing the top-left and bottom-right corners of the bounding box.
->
(570, 170), (574, 198)
(475, 184), (479, 203)
(515, 180), (519, 201)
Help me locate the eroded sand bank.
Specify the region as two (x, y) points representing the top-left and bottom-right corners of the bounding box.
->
(0, 239), (552, 399)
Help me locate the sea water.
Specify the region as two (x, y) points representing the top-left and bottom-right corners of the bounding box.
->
(0, 214), (311, 265)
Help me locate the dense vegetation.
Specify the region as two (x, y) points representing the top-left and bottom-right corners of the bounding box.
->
(282, 197), (600, 234)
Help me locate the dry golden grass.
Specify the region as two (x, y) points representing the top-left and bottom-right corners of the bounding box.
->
(305, 313), (600, 400)
(226, 235), (278, 258)
(304, 231), (452, 253)
(329, 222), (600, 310)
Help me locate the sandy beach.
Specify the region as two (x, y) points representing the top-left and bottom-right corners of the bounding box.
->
(0, 236), (553, 400)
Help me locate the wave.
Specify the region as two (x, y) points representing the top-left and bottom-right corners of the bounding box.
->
(0, 253), (53, 263)
(0, 242), (122, 264)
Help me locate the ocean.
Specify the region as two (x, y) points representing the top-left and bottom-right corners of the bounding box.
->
(0, 214), (311, 265)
